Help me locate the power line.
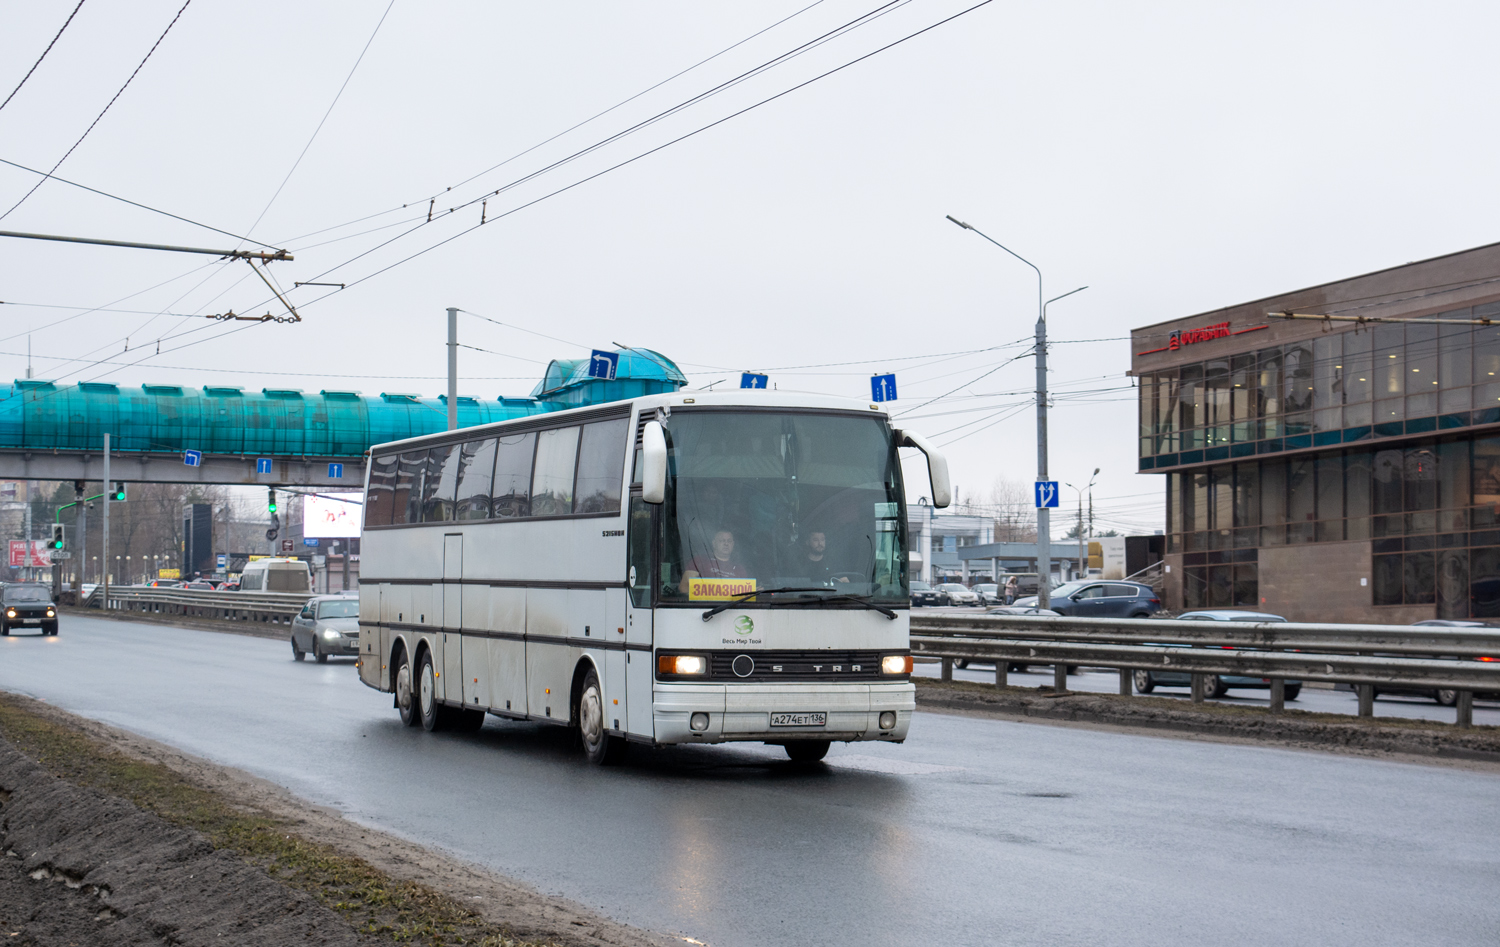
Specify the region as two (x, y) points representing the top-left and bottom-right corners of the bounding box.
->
(239, 0), (396, 244)
(0, 0), (194, 222)
(0, 0), (88, 113)
(0, 156), (276, 248)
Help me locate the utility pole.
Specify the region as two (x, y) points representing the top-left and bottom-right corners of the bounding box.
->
(73, 482), (86, 597)
(102, 434), (110, 609)
(447, 307), (459, 432)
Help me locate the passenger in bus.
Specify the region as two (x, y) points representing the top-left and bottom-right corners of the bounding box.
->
(803, 530), (849, 585)
(679, 528), (750, 592)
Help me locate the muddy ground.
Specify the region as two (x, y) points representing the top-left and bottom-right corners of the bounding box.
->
(0, 693), (674, 947)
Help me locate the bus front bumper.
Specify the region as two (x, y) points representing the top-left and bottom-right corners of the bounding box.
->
(653, 682), (915, 745)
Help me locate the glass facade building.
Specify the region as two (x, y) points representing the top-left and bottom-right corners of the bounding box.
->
(1132, 242), (1500, 622)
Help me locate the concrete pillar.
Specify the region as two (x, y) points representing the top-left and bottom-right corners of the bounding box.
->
(1357, 683), (1374, 717)
(940, 657), (952, 682)
(1053, 663), (1067, 693)
(1118, 668), (1132, 696)
(1269, 678), (1285, 713)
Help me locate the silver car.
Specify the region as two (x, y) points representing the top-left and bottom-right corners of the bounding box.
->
(290, 594), (360, 663)
(936, 583), (981, 606)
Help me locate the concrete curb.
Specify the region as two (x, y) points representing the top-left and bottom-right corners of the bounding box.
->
(915, 684), (1500, 764)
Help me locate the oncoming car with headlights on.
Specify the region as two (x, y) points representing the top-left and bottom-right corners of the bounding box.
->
(1, 584), (58, 636)
(290, 594), (359, 662)
(358, 387), (949, 765)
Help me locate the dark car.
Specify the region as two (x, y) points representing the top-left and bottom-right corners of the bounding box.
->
(910, 580), (948, 607)
(1, 584), (59, 636)
(1134, 609), (1302, 700)
(290, 594), (360, 663)
(1367, 620), (1498, 705)
(1013, 581), (1161, 618)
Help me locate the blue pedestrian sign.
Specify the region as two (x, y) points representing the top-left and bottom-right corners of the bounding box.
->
(588, 349), (618, 380)
(304, 538), (320, 547)
(870, 373), (897, 402)
(740, 372), (768, 389)
(183, 449), (202, 468)
(1034, 481), (1060, 509)
(256, 458), (272, 474)
(328, 463), (344, 479)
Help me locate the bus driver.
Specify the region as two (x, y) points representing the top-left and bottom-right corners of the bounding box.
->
(803, 530), (849, 584)
(679, 528), (750, 592)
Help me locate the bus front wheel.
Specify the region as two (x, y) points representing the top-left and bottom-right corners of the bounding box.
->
(578, 669), (626, 765)
(783, 741), (830, 763)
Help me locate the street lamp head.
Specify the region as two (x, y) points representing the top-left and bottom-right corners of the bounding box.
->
(1093, 467), (1100, 475)
(945, 214), (972, 230)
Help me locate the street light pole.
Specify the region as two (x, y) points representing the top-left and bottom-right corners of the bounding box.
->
(946, 214), (1086, 609)
(1065, 467), (1099, 580)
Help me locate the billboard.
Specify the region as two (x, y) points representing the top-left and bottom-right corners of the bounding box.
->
(8, 540), (52, 568)
(303, 492), (363, 538)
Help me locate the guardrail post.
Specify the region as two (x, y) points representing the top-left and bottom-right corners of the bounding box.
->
(1118, 668), (1131, 696)
(1053, 663), (1067, 694)
(1190, 673), (1206, 702)
(940, 657), (952, 682)
(995, 661), (1006, 689)
(1457, 690), (1473, 729)
(1269, 678), (1285, 714)
(1356, 684), (1374, 717)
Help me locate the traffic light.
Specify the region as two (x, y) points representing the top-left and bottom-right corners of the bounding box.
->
(111, 481), (127, 501)
(267, 489), (277, 514)
(50, 523), (65, 550)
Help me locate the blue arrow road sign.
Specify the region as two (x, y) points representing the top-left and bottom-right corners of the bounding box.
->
(1034, 481), (1060, 509)
(870, 373), (897, 402)
(740, 373), (768, 389)
(304, 538), (320, 547)
(183, 449), (202, 468)
(588, 349), (618, 380)
(256, 458), (272, 474)
(328, 463), (344, 479)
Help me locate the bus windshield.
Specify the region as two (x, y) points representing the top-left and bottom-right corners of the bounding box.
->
(658, 410), (908, 607)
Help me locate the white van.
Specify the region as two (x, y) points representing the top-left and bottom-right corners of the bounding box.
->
(238, 557), (312, 593)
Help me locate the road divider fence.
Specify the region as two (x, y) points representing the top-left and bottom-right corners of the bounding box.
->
(909, 613), (1500, 728)
(98, 586), (311, 624)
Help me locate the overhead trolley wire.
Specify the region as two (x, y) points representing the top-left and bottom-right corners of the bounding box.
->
(0, 0), (194, 223)
(0, 0), (89, 114)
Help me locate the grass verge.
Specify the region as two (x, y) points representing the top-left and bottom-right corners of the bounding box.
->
(0, 692), (552, 947)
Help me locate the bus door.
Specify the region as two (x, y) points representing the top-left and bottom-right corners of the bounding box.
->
(442, 534), (463, 701)
(624, 496), (655, 736)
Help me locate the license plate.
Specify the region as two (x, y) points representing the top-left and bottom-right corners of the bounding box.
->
(20, 619), (39, 625)
(770, 712), (826, 728)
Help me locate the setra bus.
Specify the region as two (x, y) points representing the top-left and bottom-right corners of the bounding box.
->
(356, 389), (950, 764)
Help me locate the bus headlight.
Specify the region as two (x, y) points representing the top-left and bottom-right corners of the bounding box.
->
(881, 655), (912, 675)
(879, 711), (897, 729)
(658, 654), (707, 676)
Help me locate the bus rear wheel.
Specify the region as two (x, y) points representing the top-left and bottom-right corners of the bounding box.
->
(418, 651), (444, 731)
(578, 669), (625, 765)
(783, 741), (830, 763)
(395, 649), (419, 727)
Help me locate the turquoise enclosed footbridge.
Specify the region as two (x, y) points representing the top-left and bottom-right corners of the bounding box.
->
(0, 348), (686, 485)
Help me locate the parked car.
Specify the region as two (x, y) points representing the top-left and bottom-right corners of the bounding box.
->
(147, 579), (182, 587)
(910, 580), (948, 607)
(1134, 609), (1302, 700)
(1, 583), (58, 636)
(290, 594), (360, 663)
(1364, 620), (1498, 705)
(240, 557), (312, 593)
(1012, 581), (1161, 618)
(936, 583), (981, 606)
(972, 583), (1003, 606)
(183, 581), (217, 591)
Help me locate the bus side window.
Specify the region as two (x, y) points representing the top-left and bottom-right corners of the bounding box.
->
(420, 446), (459, 522)
(365, 454), (398, 527)
(575, 419), (628, 514)
(492, 432), (536, 518)
(628, 497), (653, 607)
(454, 439), (498, 520)
(395, 451), (426, 525)
(531, 427), (580, 516)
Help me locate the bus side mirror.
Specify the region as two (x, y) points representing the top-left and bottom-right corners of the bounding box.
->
(641, 420), (668, 504)
(899, 429), (951, 508)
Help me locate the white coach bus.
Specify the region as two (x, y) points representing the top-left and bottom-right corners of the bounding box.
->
(356, 390), (950, 764)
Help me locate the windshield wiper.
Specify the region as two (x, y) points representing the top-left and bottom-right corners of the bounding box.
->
(781, 592), (898, 620)
(700, 587), (831, 622)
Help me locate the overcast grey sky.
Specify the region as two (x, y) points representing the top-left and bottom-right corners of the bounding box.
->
(3, 1), (1498, 535)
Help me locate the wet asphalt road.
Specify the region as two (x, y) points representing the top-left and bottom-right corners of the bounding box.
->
(2, 615), (1498, 947)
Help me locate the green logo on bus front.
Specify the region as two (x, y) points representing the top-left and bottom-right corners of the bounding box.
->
(734, 615), (754, 636)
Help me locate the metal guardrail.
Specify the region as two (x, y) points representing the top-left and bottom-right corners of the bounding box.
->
(909, 613), (1500, 728)
(101, 587), (311, 624)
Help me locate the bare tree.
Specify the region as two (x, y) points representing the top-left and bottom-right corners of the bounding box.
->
(986, 476), (1037, 542)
